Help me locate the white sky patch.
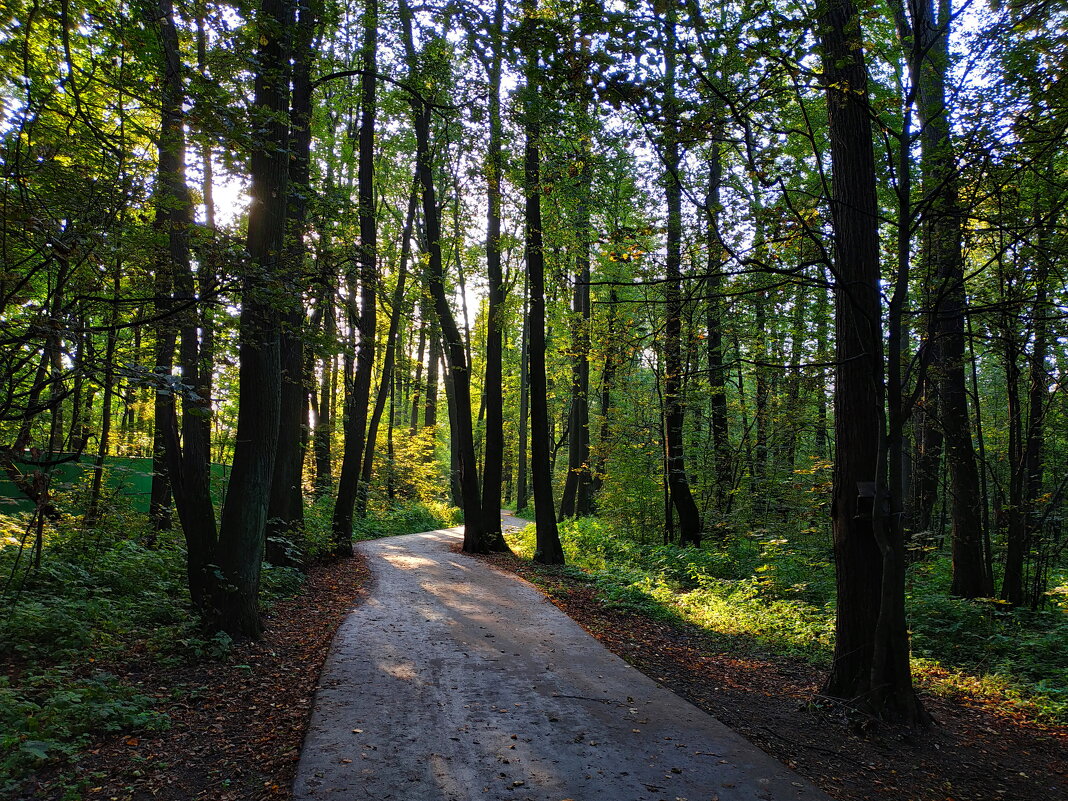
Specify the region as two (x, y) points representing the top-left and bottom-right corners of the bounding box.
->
(201, 161), (249, 229)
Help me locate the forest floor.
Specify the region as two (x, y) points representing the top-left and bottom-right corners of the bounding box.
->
(476, 551), (1068, 801)
(18, 532), (1067, 801)
(14, 554), (372, 801)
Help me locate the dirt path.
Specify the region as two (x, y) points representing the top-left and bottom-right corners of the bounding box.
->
(293, 518), (830, 801)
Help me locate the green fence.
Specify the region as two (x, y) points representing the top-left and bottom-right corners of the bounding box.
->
(0, 456), (230, 516)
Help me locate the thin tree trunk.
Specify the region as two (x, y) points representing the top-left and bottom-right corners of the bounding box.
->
(523, 1), (564, 564)
(425, 317), (440, 430)
(479, 0), (511, 551)
(332, 0), (378, 554)
(85, 268), (120, 523)
(400, 0), (485, 550)
(705, 146), (731, 512)
(516, 277), (530, 512)
(360, 176), (418, 509)
(409, 311), (427, 431)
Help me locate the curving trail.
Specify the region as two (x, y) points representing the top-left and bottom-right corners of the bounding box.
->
(293, 515), (830, 801)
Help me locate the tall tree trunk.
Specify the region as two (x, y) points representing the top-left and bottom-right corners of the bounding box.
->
(144, 0), (220, 614)
(267, 0), (317, 565)
(1021, 266), (1050, 607)
(400, 0), (486, 550)
(558, 32), (594, 522)
(819, 0), (926, 722)
(332, 0), (378, 554)
(425, 316), (440, 430)
(442, 354), (464, 507)
(215, 0), (293, 637)
(149, 233), (175, 531)
(705, 146), (731, 513)
(85, 268), (120, 523)
(910, 0), (990, 597)
(590, 289), (620, 501)
(523, 1), (564, 564)
(312, 260), (337, 498)
(479, 0), (511, 550)
(409, 310), (426, 431)
(661, 0), (701, 546)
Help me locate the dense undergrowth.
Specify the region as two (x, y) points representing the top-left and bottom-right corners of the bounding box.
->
(0, 495), (459, 794)
(505, 517), (1068, 724)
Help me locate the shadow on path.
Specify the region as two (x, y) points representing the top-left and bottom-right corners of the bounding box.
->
(293, 514), (830, 801)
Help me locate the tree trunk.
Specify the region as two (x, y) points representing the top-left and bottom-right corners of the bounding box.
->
(590, 288), (620, 502)
(409, 311), (427, 431)
(360, 176), (417, 508)
(558, 35), (594, 522)
(85, 268), (120, 524)
(143, 0), (221, 613)
(661, 0), (701, 546)
(523, 2), (564, 564)
(479, 0), (511, 551)
(215, 0), (293, 637)
(819, 0), (926, 722)
(910, 0), (990, 597)
(312, 277), (337, 498)
(705, 147), (731, 513)
(267, 0), (318, 566)
(400, 0), (486, 550)
(516, 278), (530, 513)
(425, 317), (440, 430)
(332, 0), (378, 555)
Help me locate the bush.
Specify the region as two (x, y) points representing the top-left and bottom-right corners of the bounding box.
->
(0, 671), (166, 788)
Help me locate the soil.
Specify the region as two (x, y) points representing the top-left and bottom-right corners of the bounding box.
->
(15, 541), (1067, 801)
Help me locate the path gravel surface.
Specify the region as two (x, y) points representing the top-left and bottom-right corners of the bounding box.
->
(293, 516), (831, 801)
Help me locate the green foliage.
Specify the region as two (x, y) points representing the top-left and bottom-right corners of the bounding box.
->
(509, 517), (835, 659)
(507, 516), (1068, 722)
(379, 428), (451, 506)
(304, 490), (461, 551)
(907, 565), (1068, 722)
(0, 671), (166, 790)
(353, 500), (462, 540)
(0, 508), (313, 790)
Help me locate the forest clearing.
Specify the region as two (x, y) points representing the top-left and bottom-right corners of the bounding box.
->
(2, 0), (1067, 797)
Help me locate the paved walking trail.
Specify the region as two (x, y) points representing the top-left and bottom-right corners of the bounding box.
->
(294, 515), (830, 801)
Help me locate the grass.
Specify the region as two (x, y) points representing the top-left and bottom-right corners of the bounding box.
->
(505, 516), (1068, 724)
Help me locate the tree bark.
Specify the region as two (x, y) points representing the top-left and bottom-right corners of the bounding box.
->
(819, 0), (926, 722)
(516, 278), (530, 513)
(661, 0), (701, 546)
(215, 0), (293, 637)
(144, 0), (220, 612)
(478, 0), (511, 550)
(523, 2), (565, 564)
(360, 176), (417, 509)
(913, 0), (991, 598)
(399, 0), (486, 550)
(705, 146), (731, 513)
(332, 0), (378, 555)
(267, 0), (318, 566)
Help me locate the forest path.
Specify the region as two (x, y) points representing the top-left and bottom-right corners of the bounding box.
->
(293, 514), (830, 801)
